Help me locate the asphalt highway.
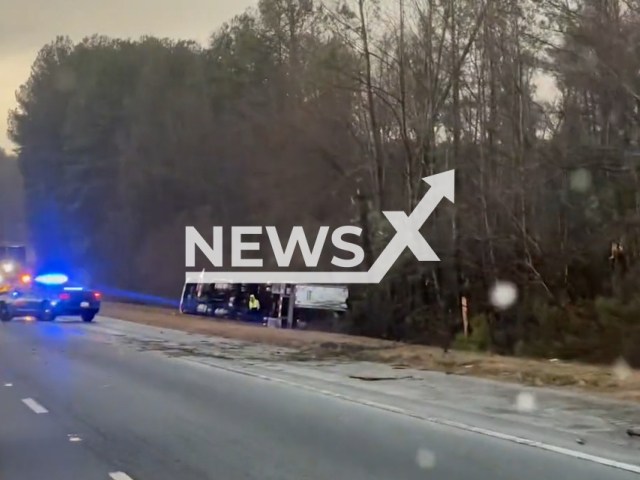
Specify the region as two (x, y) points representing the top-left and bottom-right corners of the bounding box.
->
(0, 317), (638, 480)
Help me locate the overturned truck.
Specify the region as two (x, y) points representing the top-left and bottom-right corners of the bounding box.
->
(179, 281), (348, 328)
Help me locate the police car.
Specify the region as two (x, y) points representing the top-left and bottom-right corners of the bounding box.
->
(0, 274), (101, 322)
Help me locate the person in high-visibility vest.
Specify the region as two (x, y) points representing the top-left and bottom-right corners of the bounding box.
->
(248, 294), (260, 311)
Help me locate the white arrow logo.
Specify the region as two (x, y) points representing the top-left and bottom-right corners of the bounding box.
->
(187, 170), (455, 284)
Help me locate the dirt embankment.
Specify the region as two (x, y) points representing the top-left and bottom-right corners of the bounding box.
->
(100, 302), (640, 402)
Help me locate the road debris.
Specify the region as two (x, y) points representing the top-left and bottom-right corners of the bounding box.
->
(627, 427), (640, 437)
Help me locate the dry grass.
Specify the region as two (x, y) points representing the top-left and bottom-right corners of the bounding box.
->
(101, 302), (393, 348)
(101, 302), (640, 402)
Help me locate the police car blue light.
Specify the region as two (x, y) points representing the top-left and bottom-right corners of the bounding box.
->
(34, 273), (69, 285)
(1, 272), (100, 323)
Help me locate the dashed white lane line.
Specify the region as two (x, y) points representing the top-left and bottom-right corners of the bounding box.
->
(21, 397), (48, 414)
(4, 383), (12, 386)
(109, 472), (134, 480)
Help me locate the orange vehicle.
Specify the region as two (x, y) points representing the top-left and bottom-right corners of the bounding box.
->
(0, 244), (31, 293)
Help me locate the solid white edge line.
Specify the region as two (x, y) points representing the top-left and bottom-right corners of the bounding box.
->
(109, 472), (134, 480)
(179, 357), (640, 475)
(97, 317), (639, 474)
(21, 397), (48, 414)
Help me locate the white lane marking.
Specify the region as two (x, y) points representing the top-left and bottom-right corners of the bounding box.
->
(68, 434), (82, 442)
(98, 316), (639, 473)
(21, 397), (48, 414)
(179, 357), (640, 475)
(109, 472), (134, 480)
(4, 383), (12, 386)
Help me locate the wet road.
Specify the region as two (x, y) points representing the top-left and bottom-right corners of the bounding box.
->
(0, 317), (638, 480)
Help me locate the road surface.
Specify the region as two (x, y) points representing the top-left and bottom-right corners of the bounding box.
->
(0, 316), (638, 480)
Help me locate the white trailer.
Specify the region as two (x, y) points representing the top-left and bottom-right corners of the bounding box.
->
(294, 284), (348, 311)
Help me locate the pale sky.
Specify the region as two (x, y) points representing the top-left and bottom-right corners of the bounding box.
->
(0, 0), (256, 151)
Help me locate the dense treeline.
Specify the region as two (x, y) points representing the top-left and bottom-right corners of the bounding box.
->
(7, 0), (640, 363)
(0, 148), (27, 244)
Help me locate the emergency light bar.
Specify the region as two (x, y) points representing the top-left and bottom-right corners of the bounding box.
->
(34, 274), (69, 285)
